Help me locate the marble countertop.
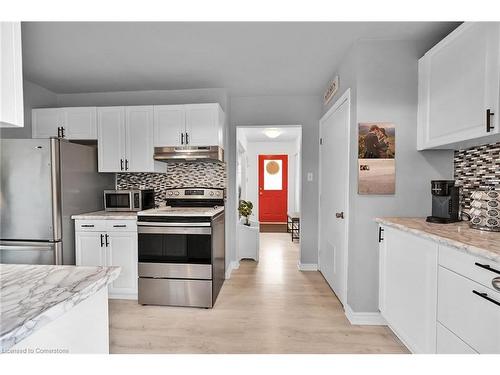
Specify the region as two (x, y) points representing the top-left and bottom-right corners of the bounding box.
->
(375, 217), (500, 262)
(0, 264), (120, 351)
(71, 210), (137, 220)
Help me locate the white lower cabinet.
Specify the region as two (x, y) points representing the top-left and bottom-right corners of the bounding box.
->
(75, 219), (138, 299)
(378, 227), (438, 353)
(436, 323), (477, 354)
(379, 225), (500, 354)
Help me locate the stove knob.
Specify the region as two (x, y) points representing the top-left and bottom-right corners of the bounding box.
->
(210, 191), (214, 196)
(168, 191), (173, 196)
(174, 191), (179, 196)
(217, 191), (221, 196)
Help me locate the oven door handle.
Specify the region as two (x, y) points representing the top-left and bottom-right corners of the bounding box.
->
(137, 222), (211, 227)
(138, 226), (211, 235)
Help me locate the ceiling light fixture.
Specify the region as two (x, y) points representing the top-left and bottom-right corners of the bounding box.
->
(263, 128), (282, 139)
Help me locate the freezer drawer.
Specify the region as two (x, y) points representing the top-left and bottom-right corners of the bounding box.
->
(0, 240), (62, 265)
(138, 278), (212, 308)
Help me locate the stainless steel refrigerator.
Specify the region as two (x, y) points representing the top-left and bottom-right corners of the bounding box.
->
(0, 138), (115, 265)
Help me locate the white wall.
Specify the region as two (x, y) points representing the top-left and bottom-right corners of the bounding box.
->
(322, 40), (454, 313)
(243, 139), (300, 221)
(0, 80), (57, 138)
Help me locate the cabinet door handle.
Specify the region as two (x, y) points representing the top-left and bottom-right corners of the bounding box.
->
(185, 132), (189, 145)
(486, 109), (495, 132)
(492, 277), (500, 292)
(125, 159), (129, 171)
(181, 132), (184, 145)
(61, 126), (65, 138)
(472, 290), (500, 307)
(475, 262), (500, 275)
(105, 234), (109, 247)
(100, 234), (104, 247)
(120, 159), (124, 171)
(57, 127), (61, 138)
(378, 227), (384, 242)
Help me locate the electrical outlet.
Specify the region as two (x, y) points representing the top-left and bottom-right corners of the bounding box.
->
(307, 172), (313, 182)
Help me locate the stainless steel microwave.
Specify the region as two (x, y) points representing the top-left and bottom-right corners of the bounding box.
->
(104, 189), (155, 212)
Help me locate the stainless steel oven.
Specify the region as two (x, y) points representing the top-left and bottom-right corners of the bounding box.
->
(104, 189), (155, 212)
(136, 187), (225, 308)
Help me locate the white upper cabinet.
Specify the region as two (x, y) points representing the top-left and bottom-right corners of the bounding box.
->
(98, 106), (164, 173)
(125, 106), (156, 172)
(418, 22), (500, 150)
(0, 22), (24, 128)
(32, 108), (64, 138)
(185, 103), (223, 146)
(154, 105), (186, 146)
(63, 107), (97, 139)
(153, 103), (224, 147)
(97, 107), (126, 172)
(33, 107), (97, 139)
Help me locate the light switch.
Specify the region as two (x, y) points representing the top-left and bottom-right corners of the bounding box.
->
(307, 172), (313, 182)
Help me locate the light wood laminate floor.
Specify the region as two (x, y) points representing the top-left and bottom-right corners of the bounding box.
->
(109, 233), (408, 353)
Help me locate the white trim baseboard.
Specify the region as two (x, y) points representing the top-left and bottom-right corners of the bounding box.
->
(225, 260), (240, 279)
(297, 262), (318, 271)
(344, 304), (387, 326)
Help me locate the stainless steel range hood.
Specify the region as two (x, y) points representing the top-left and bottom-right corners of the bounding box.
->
(154, 146), (224, 163)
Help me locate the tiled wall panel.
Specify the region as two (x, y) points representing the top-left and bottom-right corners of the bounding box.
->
(116, 162), (226, 205)
(454, 142), (500, 210)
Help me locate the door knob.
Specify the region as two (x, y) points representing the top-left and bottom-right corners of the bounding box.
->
(335, 212), (344, 219)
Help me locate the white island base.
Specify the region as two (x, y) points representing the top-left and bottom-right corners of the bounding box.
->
(10, 287), (109, 354)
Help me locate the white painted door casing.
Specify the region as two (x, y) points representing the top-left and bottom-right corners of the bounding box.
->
(379, 227), (438, 353)
(97, 107), (126, 172)
(417, 22), (500, 150)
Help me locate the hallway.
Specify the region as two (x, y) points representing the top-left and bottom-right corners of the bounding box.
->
(109, 233), (407, 353)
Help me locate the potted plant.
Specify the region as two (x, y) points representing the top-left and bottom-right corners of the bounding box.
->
(238, 200), (253, 226)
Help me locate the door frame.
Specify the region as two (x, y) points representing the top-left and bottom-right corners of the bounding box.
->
(318, 88), (351, 306)
(234, 125), (302, 262)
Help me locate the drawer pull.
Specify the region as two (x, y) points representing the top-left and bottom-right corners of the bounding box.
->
(493, 277), (500, 292)
(472, 290), (500, 307)
(81, 224), (94, 228)
(113, 224), (127, 228)
(474, 262), (500, 275)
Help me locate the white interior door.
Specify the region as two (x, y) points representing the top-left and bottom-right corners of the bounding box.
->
(318, 94), (349, 305)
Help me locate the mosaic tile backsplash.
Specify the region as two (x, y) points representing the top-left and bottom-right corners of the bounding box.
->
(116, 162), (226, 205)
(454, 142), (500, 211)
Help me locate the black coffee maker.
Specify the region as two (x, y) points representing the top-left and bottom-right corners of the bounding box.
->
(426, 180), (460, 224)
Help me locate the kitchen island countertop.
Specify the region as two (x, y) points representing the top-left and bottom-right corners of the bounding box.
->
(375, 217), (500, 262)
(0, 264), (120, 352)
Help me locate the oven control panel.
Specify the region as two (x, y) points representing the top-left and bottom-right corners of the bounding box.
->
(166, 188), (224, 199)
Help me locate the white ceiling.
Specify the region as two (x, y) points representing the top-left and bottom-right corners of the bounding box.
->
(238, 126), (302, 143)
(21, 22), (460, 96)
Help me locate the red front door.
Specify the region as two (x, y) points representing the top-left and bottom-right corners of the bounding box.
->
(258, 154), (288, 222)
